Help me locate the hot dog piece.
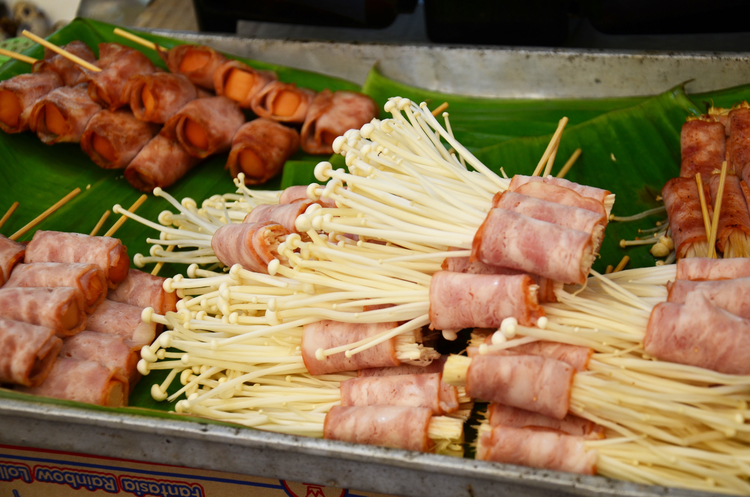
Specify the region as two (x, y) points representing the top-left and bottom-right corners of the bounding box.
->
(429, 271), (543, 329)
(487, 403), (604, 439)
(476, 424), (597, 475)
(324, 405), (433, 452)
(107, 268), (177, 315)
(251, 81), (315, 123)
(680, 119), (727, 181)
(86, 299), (157, 350)
(509, 175), (612, 214)
(124, 134), (201, 192)
(30, 84), (103, 144)
(0, 234), (25, 282)
(301, 90), (378, 155)
(160, 44), (228, 91)
(243, 200), (314, 234)
(25, 231), (129, 289)
(126, 72), (198, 124)
(32, 40), (96, 86)
(472, 209), (594, 285)
(60, 330), (140, 389)
(645, 292), (750, 375)
(0, 71), (63, 133)
(214, 60), (277, 108)
(5, 262), (107, 313)
(340, 373), (458, 415)
(81, 109), (160, 169)
(17, 357), (128, 407)
(0, 317), (61, 387)
(667, 277), (750, 318)
(86, 43), (156, 110)
(0, 287), (86, 337)
(675, 257), (750, 280)
(227, 118), (300, 185)
(302, 320), (401, 375)
(661, 177), (712, 259)
(161, 96), (245, 158)
(211, 221), (289, 273)
(709, 174), (750, 258)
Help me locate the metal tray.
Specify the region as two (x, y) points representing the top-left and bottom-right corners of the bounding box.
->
(2, 31), (747, 497)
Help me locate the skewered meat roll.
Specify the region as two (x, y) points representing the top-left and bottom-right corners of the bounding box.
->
(124, 72), (198, 124)
(32, 40), (96, 86)
(226, 118), (300, 185)
(29, 84), (102, 144)
(85, 43), (156, 110)
(213, 60), (277, 109)
(727, 105), (750, 185)
(81, 109), (160, 169)
(0, 234), (25, 282)
(680, 118), (726, 181)
(0, 287), (86, 337)
(124, 133), (200, 191)
(0, 71), (62, 133)
(301, 90), (378, 155)
(661, 176), (712, 259)
(708, 173), (750, 258)
(0, 317), (61, 387)
(250, 81), (315, 124)
(107, 268), (177, 315)
(159, 44), (227, 91)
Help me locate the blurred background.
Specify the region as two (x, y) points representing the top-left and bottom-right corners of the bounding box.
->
(2, 0), (750, 52)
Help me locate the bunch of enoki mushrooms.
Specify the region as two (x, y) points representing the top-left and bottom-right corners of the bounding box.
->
(118, 97), (750, 495)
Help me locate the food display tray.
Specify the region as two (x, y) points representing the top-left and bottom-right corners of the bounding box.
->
(2, 29), (748, 497)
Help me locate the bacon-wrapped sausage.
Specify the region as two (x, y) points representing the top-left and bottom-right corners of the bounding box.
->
(0, 71), (63, 133)
(32, 41), (96, 86)
(124, 134), (200, 192)
(0, 287), (86, 337)
(125, 72), (198, 124)
(29, 84), (103, 144)
(211, 221), (289, 273)
(0, 317), (61, 387)
(251, 81), (315, 124)
(301, 90), (378, 155)
(81, 109), (160, 169)
(85, 43), (156, 110)
(226, 118), (300, 185)
(160, 44), (228, 91)
(213, 60), (277, 109)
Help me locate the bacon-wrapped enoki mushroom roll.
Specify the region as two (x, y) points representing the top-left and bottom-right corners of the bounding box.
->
(17, 357), (128, 407)
(60, 331), (140, 390)
(340, 373), (459, 415)
(159, 44), (228, 91)
(161, 96), (245, 159)
(324, 405), (463, 455)
(243, 200), (314, 235)
(487, 403), (604, 439)
(107, 268), (177, 315)
(509, 174), (613, 215)
(680, 118), (726, 181)
(675, 256), (750, 280)
(0, 71), (62, 133)
(0, 287), (86, 337)
(727, 105), (750, 185)
(81, 109), (160, 169)
(86, 299), (158, 351)
(301, 90), (378, 155)
(124, 134), (200, 192)
(466, 334), (592, 373)
(358, 356), (448, 377)
(0, 234), (25, 283)
(85, 43), (156, 110)
(667, 277), (750, 318)
(226, 118), (300, 185)
(250, 81), (315, 124)
(32, 40), (96, 86)
(0, 317), (61, 387)
(213, 60), (277, 109)
(708, 174), (750, 258)
(662, 176), (712, 259)
(25, 231), (129, 289)
(125, 72), (198, 124)
(211, 221), (289, 273)
(29, 84), (103, 144)
(5, 262), (107, 314)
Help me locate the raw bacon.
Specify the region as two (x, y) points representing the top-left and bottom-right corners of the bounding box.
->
(301, 320), (400, 375)
(213, 60), (277, 108)
(226, 118), (300, 185)
(85, 43), (156, 110)
(466, 354), (575, 419)
(160, 44), (228, 91)
(509, 175), (611, 212)
(0, 317), (61, 387)
(487, 403), (604, 438)
(250, 81), (315, 123)
(18, 357), (128, 407)
(60, 331), (140, 389)
(680, 119), (726, 181)
(5, 262), (107, 313)
(124, 133), (200, 192)
(727, 106), (750, 185)
(243, 200), (314, 234)
(29, 84), (103, 144)
(24, 231), (129, 289)
(358, 356), (447, 377)
(86, 299), (157, 350)
(301, 90), (378, 155)
(0, 234), (25, 282)
(340, 373), (458, 415)
(324, 405), (432, 452)
(667, 278), (750, 318)
(0, 71), (63, 133)
(468, 338), (592, 372)
(428, 271), (543, 329)
(662, 176), (711, 259)
(675, 257), (750, 280)
(476, 424), (597, 475)
(472, 209), (594, 285)
(0, 287), (86, 337)
(81, 109), (160, 169)
(511, 181), (607, 218)
(125, 72), (198, 123)
(211, 221), (289, 273)
(107, 268), (177, 315)
(645, 292), (750, 375)
(709, 174), (750, 257)
(32, 41), (96, 86)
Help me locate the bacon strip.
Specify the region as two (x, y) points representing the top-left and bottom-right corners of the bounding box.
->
(5, 262), (107, 313)
(211, 221), (289, 273)
(472, 209), (593, 285)
(709, 174), (750, 257)
(107, 268), (177, 315)
(662, 176), (712, 259)
(125, 72), (198, 124)
(476, 424), (597, 475)
(468, 338), (592, 373)
(0, 234), (25, 283)
(466, 354), (575, 419)
(81, 109), (160, 169)
(0, 287), (86, 337)
(160, 45), (228, 91)
(358, 356), (447, 377)
(0, 317), (61, 387)
(645, 292), (750, 375)
(243, 200), (314, 234)
(30, 84), (103, 144)
(18, 357), (128, 407)
(301, 320), (400, 375)
(429, 271), (543, 329)
(124, 134), (200, 192)
(667, 278), (750, 319)
(509, 175), (611, 210)
(86, 299), (157, 350)
(487, 403), (604, 438)
(0, 71), (63, 133)
(60, 330), (140, 390)
(251, 81), (315, 123)
(680, 119), (726, 181)
(301, 90), (378, 155)
(324, 405), (433, 452)
(727, 107), (750, 186)
(511, 181), (607, 218)
(85, 43), (156, 110)
(32, 41), (96, 86)
(226, 118), (300, 185)
(25, 231), (129, 289)
(213, 60), (277, 108)
(675, 257), (750, 280)
(340, 373), (458, 415)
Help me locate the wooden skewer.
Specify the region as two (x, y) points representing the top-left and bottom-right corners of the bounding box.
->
(151, 244), (175, 276)
(613, 255), (630, 273)
(0, 47), (36, 65)
(694, 173), (713, 256)
(533, 117), (568, 176)
(113, 27), (167, 52)
(556, 148), (582, 179)
(707, 162), (728, 259)
(10, 188), (81, 240)
(104, 194), (147, 237)
(431, 102), (449, 117)
(89, 210), (111, 236)
(21, 30), (101, 72)
(0, 201), (19, 230)
(604, 264), (614, 274)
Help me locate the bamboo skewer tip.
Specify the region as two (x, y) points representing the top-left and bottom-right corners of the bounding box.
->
(21, 30), (101, 72)
(9, 187), (80, 241)
(0, 47), (36, 65)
